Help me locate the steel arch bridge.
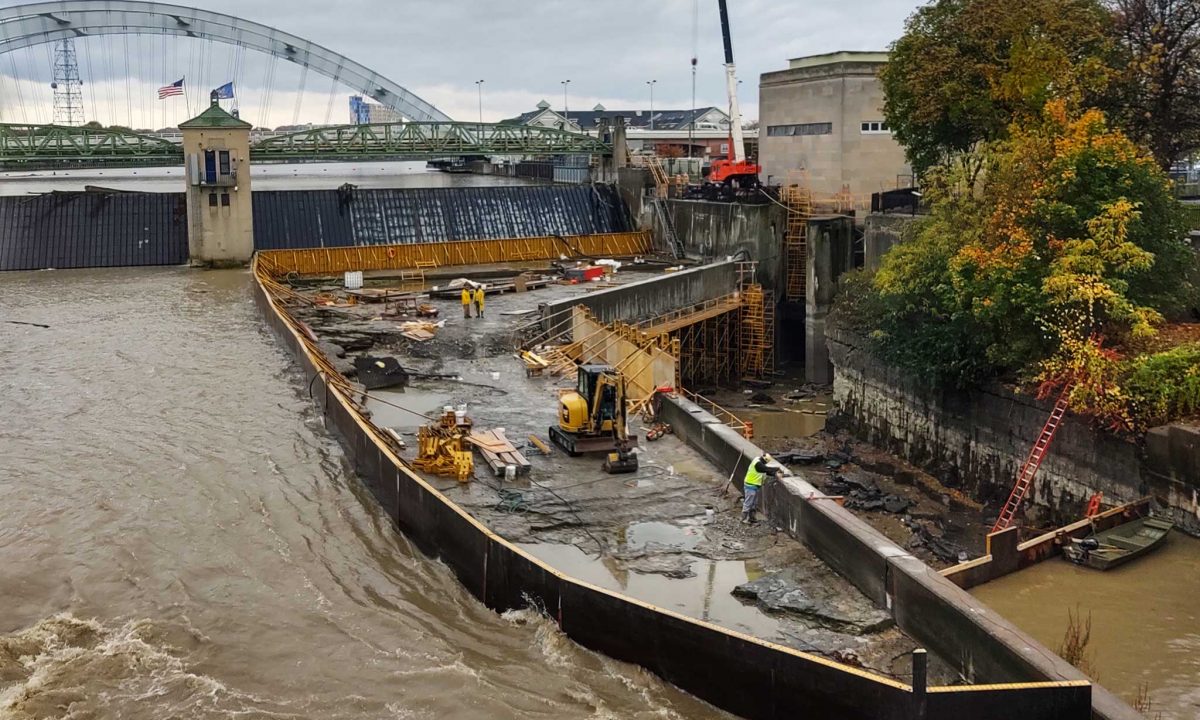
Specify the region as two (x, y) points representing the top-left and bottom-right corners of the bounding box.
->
(0, 0), (450, 122)
(0, 122), (612, 163)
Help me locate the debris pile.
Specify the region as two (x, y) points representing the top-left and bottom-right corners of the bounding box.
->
(413, 408), (474, 482)
(823, 472), (913, 515)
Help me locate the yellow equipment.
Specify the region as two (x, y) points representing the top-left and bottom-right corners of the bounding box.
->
(549, 364), (638, 473)
(412, 409), (473, 482)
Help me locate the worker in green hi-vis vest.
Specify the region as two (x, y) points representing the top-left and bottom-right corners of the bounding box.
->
(742, 453), (778, 525)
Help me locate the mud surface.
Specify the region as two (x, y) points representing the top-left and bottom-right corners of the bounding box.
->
(291, 272), (956, 682)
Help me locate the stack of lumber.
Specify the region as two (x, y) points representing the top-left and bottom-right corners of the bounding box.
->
(466, 429), (531, 477)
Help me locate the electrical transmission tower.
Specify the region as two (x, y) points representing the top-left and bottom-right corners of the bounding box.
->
(51, 39), (85, 126)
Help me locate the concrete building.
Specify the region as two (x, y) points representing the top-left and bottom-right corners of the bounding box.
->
(180, 95), (254, 266)
(759, 51), (911, 195)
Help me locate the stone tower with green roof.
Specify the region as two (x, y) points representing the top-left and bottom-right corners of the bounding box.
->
(181, 93), (255, 266)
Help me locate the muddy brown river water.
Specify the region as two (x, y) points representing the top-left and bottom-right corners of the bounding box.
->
(974, 533), (1200, 720)
(0, 267), (727, 719)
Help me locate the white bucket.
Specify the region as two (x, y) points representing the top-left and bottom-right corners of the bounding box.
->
(454, 410), (466, 424)
(504, 465), (517, 482)
(344, 270), (363, 290)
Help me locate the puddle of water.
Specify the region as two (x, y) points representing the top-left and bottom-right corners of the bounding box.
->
(517, 542), (776, 638)
(623, 521), (702, 551)
(737, 403), (827, 439)
(364, 388), (449, 431)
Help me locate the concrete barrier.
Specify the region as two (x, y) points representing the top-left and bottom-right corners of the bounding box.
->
(540, 260), (739, 338)
(658, 394), (1134, 720)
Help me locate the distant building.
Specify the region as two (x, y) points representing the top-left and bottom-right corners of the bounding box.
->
(349, 96), (404, 124)
(504, 101), (749, 158)
(759, 51), (911, 195)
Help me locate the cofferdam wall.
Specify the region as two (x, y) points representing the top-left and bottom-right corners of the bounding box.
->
(0, 185), (633, 271)
(252, 185), (632, 249)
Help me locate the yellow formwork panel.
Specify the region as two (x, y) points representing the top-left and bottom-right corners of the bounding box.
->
(257, 231), (652, 277)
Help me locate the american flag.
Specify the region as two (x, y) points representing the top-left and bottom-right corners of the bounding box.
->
(158, 78), (184, 99)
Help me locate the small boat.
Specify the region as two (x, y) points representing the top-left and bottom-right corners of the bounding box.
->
(1063, 517), (1173, 570)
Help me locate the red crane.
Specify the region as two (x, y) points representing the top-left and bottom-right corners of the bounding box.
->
(706, 0), (761, 189)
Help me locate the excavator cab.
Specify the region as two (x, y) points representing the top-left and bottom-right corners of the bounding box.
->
(550, 364), (639, 473)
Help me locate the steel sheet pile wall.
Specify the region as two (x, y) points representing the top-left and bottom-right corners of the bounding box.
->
(253, 185), (630, 249)
(0, 192), (187, 271)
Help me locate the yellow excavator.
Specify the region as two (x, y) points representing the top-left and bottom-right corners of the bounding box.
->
(549, 364), (639, 473)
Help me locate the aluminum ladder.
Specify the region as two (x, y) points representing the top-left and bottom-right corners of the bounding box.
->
(991, 384), (1073, 533)
(652, 197), (685, 258)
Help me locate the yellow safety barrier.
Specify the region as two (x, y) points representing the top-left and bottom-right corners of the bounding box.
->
(256, 231), (652, 277)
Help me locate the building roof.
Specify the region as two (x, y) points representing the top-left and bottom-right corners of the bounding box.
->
(504, 105), (726, 130)
(787, 51), (889, 69)
(179, 98), (252, 129)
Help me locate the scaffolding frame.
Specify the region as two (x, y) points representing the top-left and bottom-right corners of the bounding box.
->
(736, 261), (774, 379)
(781, 171), (813, 302)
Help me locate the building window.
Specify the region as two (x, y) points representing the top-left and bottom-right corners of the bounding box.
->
(861, 121), (891, 134)
(766, 122), (832, 137)
(203, 150), (217, 184)
(207, 193), (218, 207)
(220, 193), (231, 207)
(720, 142), (730, 154)
(218, 150), (231, 176)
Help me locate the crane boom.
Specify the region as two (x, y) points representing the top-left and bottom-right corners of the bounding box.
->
(717, 0), (746, 163)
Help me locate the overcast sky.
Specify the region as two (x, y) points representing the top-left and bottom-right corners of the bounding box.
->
(0, 0), (917, 128)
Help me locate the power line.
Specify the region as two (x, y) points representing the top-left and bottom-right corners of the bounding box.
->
(81, 38), (98, 123)
(122, 34), (132, 127)
(292, 62), (309, 126)
(7, 52), (29, 125)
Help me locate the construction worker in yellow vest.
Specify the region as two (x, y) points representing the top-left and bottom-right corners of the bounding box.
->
(461, 287), (473, 318)
(473, 286), (485, 318)
(742, 453), (778, 524)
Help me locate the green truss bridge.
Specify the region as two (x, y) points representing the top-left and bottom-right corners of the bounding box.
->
(0, 122), (613, 165)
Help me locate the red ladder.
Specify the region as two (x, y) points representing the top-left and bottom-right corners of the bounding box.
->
(991, 384), (1073, 533)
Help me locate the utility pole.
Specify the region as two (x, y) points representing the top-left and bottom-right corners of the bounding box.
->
(51, 38), (85, 126)
(561, 79), (571, 129)
(475, 79), (484, 125)
(646, 79), (656, 130)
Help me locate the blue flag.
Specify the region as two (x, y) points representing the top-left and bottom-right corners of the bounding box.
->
(213, 82), (235, 99)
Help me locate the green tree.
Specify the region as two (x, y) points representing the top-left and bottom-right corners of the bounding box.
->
(881, 0), (1117, 177)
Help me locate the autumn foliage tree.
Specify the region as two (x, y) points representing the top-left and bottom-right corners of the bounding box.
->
(862, 101), (1195, 429)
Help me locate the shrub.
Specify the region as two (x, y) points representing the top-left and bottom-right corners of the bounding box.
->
(1125, 343), (1200, 427)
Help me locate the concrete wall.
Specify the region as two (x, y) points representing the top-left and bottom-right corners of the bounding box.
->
(806, 216), (856, 383)
(863, 213), (919, 271)
(658, 394), (1126, 720)
(664, 199), (785, 293)
(759, 53), (911, 196)
(826, 327), (1159, 524)
(540, 261), (740, 337)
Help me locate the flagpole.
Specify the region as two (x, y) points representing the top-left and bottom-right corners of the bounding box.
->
(182, 75), (190, 120)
